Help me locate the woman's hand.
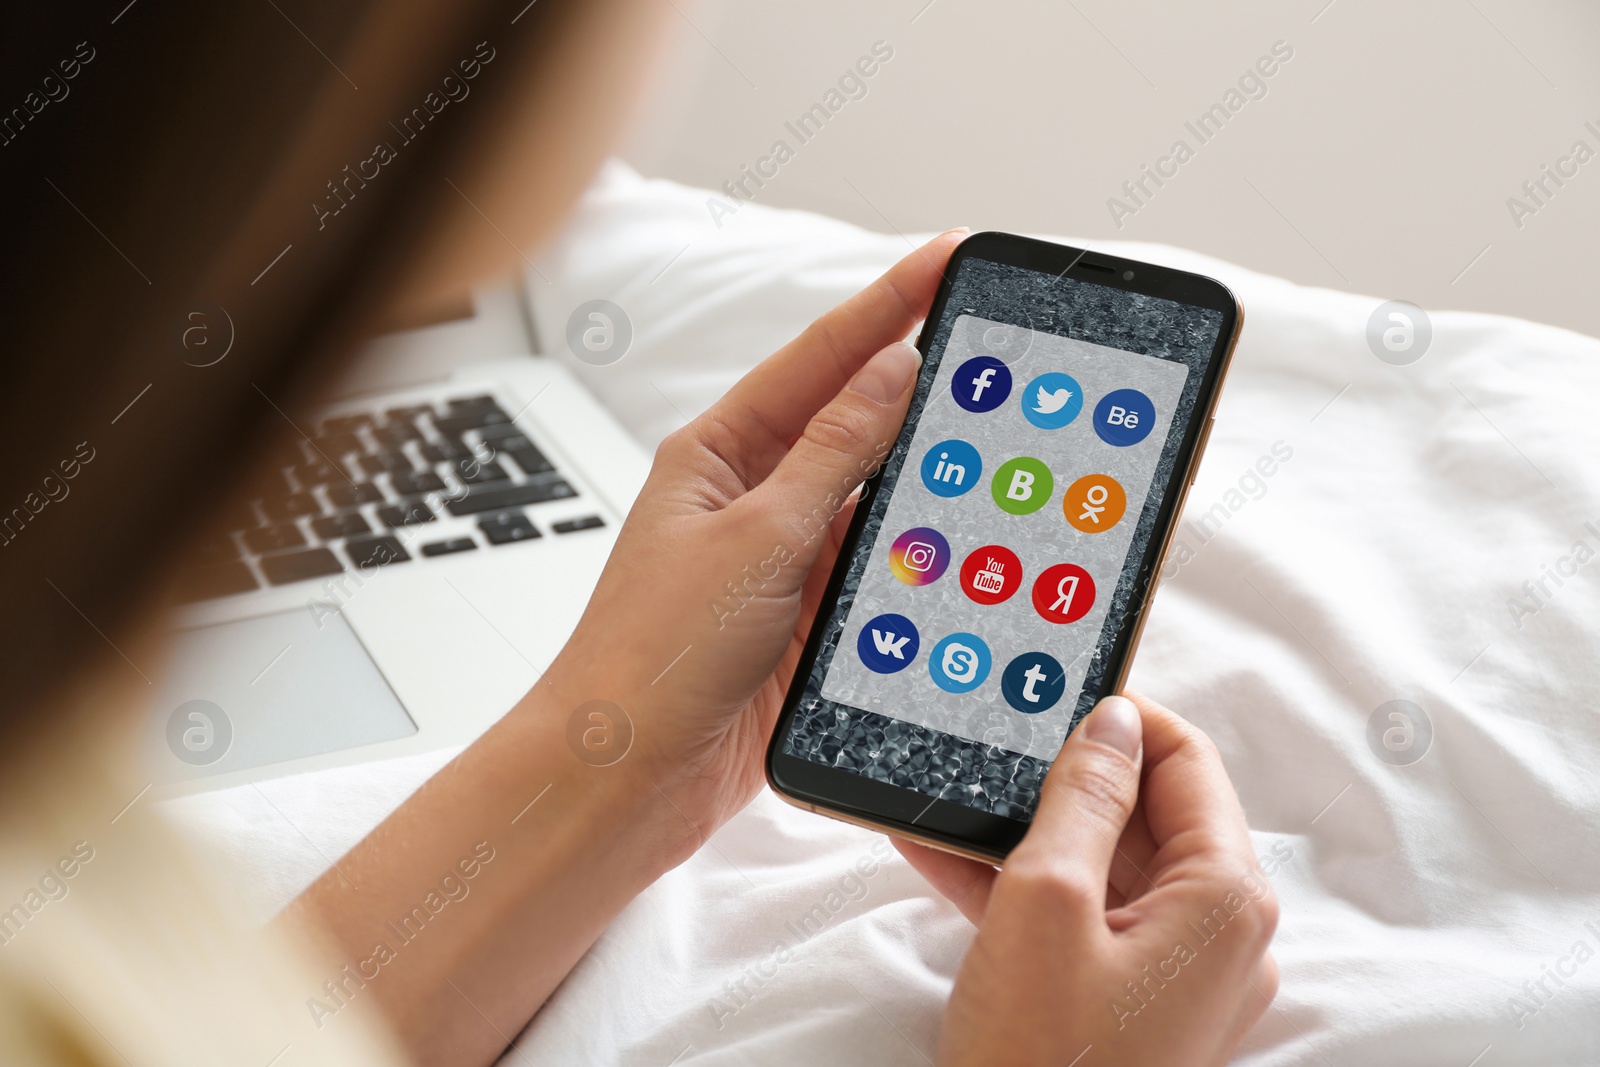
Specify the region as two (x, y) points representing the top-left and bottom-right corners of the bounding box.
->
(542, 229), (967, 855)
(897, 692), (1280, 1067)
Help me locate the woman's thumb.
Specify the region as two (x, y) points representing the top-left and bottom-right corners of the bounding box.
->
(749, 340), (920, 575)
(1007, 696), (1144, 905)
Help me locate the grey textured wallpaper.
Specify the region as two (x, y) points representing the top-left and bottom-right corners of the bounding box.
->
(784, 257), (1224, 821)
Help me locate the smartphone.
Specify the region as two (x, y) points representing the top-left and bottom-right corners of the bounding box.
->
(765, 231), (1242, 862)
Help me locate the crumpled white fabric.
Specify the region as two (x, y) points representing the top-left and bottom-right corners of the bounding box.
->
(166, 160), (1600, 1065)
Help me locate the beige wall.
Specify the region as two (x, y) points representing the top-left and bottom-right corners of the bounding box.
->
(623, 0), (1600, 338)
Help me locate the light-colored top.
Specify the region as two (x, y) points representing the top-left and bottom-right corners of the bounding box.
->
(0, 687), (403, 1067)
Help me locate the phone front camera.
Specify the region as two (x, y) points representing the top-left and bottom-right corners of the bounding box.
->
(1121, 270), (1135, 281)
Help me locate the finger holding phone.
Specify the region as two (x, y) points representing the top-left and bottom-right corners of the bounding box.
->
(897, 691), (1279, 1066)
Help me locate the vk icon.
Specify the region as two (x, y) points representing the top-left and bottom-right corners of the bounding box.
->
(1093, 388), (1156, 447)
(919, 438), (982, 497)
(1001, 652), (1067, 713)
(1021, 372), (1084, 430)
(928, 632), (992, 694)
(857, 613), (920, 674)
(951, 355), (1011, 413)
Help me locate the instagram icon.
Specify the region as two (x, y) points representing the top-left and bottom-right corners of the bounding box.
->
(889, 527), (951, 586)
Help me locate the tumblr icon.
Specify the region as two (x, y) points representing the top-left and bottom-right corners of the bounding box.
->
(1001, 652), (1067, 713)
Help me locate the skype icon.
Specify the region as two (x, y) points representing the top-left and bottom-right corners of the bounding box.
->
(928, 632), (992, 694)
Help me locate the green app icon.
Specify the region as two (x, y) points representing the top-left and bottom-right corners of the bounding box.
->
(991, 456), (1053, 515)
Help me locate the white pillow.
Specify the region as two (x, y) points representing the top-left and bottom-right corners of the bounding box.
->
(522, 160), (1600, 1066)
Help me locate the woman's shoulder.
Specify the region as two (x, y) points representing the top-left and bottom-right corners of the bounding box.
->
(0, 773), (405, 1067)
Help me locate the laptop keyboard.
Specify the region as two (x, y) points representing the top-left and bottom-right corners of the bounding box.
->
(177, 394), (605, 602)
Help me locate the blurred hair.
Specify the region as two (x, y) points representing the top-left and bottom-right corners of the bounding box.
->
(0, 0), (585, 737)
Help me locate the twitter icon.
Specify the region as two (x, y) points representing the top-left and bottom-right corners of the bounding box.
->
(1020, 372), (1084, 430)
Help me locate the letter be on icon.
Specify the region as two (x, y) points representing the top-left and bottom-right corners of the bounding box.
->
(1093, 389), (1155, 447)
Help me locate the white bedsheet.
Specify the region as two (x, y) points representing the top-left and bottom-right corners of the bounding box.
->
(163, 161), (1600, 1065)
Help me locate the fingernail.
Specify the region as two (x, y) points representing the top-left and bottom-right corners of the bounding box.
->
(850, 341), (920, 404)
(1084, 695), (1141, 760)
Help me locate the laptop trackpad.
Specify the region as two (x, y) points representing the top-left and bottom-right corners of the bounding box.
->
(149, 608), (417, 781)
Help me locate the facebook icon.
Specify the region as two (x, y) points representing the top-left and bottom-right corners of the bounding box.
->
(951, 356), (1011, 414)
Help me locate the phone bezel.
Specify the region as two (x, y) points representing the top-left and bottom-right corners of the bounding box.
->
(765, 231), (1243, 862)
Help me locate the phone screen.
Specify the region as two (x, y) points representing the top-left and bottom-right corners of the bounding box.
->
(777, 249), (1229, 824)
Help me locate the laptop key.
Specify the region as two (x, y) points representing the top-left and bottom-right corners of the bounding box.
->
(390, 470), (446, 495)
(361, 451), (413, 476)
(244, 522), (306, 554)
(312, 432), (362, 459)
(377, 500), (435, 528)
(552, 515), (605, 534)
(448, 394), (502, 412)
(291, 460), (340, 489)
(507, 447), (554, 476)
(454, 459), (509, 485)
(477, 423), (527, 441)
(419, 439), (468, 464)
(346, 535), (411, 568)
(421, 537), (478, 557)
(326, 481), (383, 508)
(447, 479), (577, 516)
(434, 410), (511, 436)
(373, 420), (423, 449)
(261, 492), (320, 521)
(312, 513), (371, 540)
(260, 547), (344, 585)
(479, 511), (541, 545)
(175, 561), (259, 602)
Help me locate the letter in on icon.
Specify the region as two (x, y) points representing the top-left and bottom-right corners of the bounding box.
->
(919, 438), (982, 498)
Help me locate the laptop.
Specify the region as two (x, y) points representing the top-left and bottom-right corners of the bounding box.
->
(146, 280), (650, 792)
